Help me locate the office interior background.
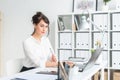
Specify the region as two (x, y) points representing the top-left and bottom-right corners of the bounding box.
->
(0, 0), (120, 78)
(0, 0), (73, 76)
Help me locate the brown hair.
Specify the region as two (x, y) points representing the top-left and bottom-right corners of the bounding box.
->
(31, 12), (50, 36)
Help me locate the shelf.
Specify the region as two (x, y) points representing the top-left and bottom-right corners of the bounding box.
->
(74, 48), (89, 50)
(109, 67), (120, 70)
(74, 31), (90, 33)
(56, 11), (120, 80)
(57, 48), (72, 50)
(109, 49), (120, 51)
(58, 31), (72, 33)
(109, 30), (120, 32)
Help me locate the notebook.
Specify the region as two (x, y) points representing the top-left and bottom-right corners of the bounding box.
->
(78, 47), (103, 72)
(36, 71), (57, 75)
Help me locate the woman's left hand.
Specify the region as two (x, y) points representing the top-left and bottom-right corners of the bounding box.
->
(65, 61), (75, 68)
(51, 54), (57, 62)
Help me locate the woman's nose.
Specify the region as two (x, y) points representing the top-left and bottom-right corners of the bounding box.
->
(43, 27), (47, 31)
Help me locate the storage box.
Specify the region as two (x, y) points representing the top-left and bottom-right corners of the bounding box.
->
(93, 71), (100, 80)
(93, 71), (108, 80)
(104, 71), (108, 80)
(113, 71), (120, 80)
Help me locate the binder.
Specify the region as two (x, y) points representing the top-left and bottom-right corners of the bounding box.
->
(59, 32), (72, 48)
(58, 17), (65, 31)
(93, 14), (108, 31)
(74, 15), (80, 30)
(112, 13), (120, 30)
(112, 51), (120, 68)
(93, 33), (108, 49)
(59, 50), (72, 61)
(75, 33), (89, 49)
(112, 33), (120, 49)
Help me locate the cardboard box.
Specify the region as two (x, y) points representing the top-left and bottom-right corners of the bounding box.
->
(93, 71), (108, 80)
(104, 71), (108, 80)
(93, 71), (100, 80)
(113, 71), (120, 80)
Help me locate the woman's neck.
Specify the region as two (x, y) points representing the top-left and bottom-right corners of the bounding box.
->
(32, 33), (42, 42)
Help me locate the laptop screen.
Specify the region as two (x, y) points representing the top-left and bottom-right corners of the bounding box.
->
(58, 47), (103, 79)
(81, 47), (103, 71)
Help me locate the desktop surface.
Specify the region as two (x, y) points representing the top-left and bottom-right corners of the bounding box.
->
(0, 68), (57, 80)
(0, 65), (102, 80)
(69, 64), (102, 80)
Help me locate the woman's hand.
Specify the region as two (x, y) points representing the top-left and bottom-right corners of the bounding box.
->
(46, 54), (57, 67)
(65, 61), (75, 68)
(51, 54), (57, 62)
(46, 60), (58, 67)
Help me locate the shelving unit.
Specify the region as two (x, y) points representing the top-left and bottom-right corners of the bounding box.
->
(56, 11), (120, 80)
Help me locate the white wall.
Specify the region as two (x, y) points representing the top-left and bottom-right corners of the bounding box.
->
(0, 0), (73, 76)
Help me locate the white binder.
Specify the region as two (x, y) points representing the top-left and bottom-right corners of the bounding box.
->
(112, 51), (120, 68)
(59, 50), (72, 61)
(75, 33), (90, 49)
(93, 32), (108, 49)
(59, 32), (72, 49)
(93, 14), (108, 31)
(112, 33), (120, 50)
(112, 13), (120, 31)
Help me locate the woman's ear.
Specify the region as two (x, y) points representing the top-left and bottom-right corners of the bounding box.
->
(33, 24), (36, 29)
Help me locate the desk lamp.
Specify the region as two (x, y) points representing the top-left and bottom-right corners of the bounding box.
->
(79, 15), (90, 30)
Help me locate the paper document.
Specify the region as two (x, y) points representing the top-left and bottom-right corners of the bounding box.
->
(36, 71), (57, 75)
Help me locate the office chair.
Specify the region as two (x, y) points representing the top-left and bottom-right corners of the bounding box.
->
(6, 58), (23, 76)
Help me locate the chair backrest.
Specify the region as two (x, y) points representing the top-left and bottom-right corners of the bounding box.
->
(6, 58), (23, 76)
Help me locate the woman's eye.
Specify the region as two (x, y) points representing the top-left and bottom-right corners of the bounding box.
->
(45, 26), (48, 28)
(40, 25), (44, 27)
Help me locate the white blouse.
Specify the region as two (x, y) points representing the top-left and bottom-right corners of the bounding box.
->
(22, 36), (55, 68)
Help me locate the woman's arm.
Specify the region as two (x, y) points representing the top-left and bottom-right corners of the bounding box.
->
(51, 54), (57, 62)
(45, 60), (58, 67)
(46, 53), (58, 67)
(23, 41), (46, 67)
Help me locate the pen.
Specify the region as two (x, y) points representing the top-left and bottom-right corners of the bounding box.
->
(50, 48), (54, 54)
(50, 48), (57, 62)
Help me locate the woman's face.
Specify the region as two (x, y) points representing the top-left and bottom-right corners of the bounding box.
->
(34, 19), (48, 36)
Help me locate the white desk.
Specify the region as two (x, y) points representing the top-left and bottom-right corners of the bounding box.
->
(0, 68), (57, 80)
(0, 65), (102, 80)
(69, 64), (102, 80)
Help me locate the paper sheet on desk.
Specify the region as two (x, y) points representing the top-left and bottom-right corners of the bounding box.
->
(10, 73), (57, 80)
(36, 71), (57, 75)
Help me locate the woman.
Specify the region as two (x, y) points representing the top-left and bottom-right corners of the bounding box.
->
(21, 12), (57, 72)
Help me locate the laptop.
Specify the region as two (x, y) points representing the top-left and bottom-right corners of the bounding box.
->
(77, 47), (103, 72)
